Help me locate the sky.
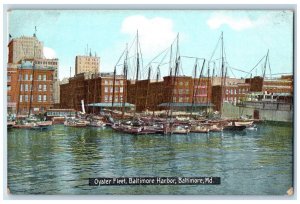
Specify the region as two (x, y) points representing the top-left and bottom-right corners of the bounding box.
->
(8, 10), (294, 80)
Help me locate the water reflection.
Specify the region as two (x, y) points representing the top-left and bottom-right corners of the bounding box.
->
(7, 123), (293, 195)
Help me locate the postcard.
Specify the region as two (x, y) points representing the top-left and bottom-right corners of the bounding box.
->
(6, 9), (294, 196)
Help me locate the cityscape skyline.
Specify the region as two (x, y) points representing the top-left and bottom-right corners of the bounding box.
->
(8, 10), (294, 80)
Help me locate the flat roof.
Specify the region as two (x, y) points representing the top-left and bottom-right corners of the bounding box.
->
(158, 102), (215, 107)
(87, 102), (135, 107)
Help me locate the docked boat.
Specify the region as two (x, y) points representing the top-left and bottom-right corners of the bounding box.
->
(64, 119), (87, 127)
(223, 122), (247, 131)
(190, 125), (210, 133)
(88, 120), (105, 127)
(209, 124), (223, 132)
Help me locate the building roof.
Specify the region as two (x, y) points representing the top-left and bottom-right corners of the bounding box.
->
(158, 102), (215, 107)
(87, 102), (135, 107)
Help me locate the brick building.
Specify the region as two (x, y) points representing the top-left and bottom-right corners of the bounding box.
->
(60, 72), (126, 112)
(75, 54), (100, 75)
(212, 83), (250, 111)
(127, 75), (213, 112)
(245, 76), (293, 94)
(7, 61), (55, 115)
(8, 36), (43, 64)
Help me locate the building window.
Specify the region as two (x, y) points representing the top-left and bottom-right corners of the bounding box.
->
(31, 95), (34, 102)
(186, 89), (189, 94)
(20, 84), (23, 91)
(7, 95), (11, 102)
(179, 89), (183, 94)
(109, 95), (112, 101)
(185, 82), (189, 86)
(38, 95), (42, 102)
(179, 97), (183, 102)
(25, 95), (28, 102)
(19, 74), (22, 81)
(43, 95), (47, 101)
(7, 86), (11, 91)
(25, 84), (28, 91)
(115, 97), (118, 102)
(38, 75), (42, 81)
(19, 95), (23, 102)
(120, 81), (123, 85)
(8, 75), (11, 82)
(43, 74), (47, 81)
(38, 84), (42, 91)
(110, 87), (113, 93)
(109, 80), (113, 85)
(43, 85), (47, 91)
(104, 95), (108, 102)
(179, 81), (183, 86)
(226, 89), (228, 94)
(115, 87), (119, 92)
(30, 74), (33, 81)
(25, 74), (28, 81)
(234, 89), (236, 95)
(120, 87), (123, 93)
(105, 87), (108, 93)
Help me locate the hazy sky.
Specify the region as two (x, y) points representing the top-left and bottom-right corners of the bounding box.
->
(8, 10), (294, 80)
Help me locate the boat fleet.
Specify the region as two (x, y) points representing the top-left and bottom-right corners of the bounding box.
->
(7, 112), (258, 135)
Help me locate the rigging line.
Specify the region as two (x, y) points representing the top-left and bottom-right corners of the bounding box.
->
(128, 35), (137, 54)
(229, 66), (251, 74)
(144, 47), (170, 68)
(181, 56), (206, 60)
(209, 34), (221, 62)
(138, 38), (144, 77)
(245, 55), (267, 78)
(267, 53), (272, 79)
(114, 48), (126, 68)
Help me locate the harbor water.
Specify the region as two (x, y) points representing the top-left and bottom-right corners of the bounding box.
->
(7, 122), (293, 195)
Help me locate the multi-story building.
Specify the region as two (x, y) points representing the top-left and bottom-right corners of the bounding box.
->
(60, 72), (127, 112)
(7, 61), (55, 115)
(75, 54), (100, 75)
(8, 36), (43, 64)
(34, 58), (60, 104)
(245, 76), (293, 94)
(127, 75), (213, 112)
(212, 83), (251, 111)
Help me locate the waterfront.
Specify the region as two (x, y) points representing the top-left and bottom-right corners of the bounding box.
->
(7, 122), (293, 195)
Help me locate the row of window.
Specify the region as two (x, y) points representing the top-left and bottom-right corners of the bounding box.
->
(104, 95), (123, 102)
(19, 95), (48, 102)
(20, 84), (51, 92)
(104, 87), (124, 93)
(18, 74), (48, 81)
(225, 88), (249, 95)
(35, 61), (58, 65)
(104, 80), (124, 85)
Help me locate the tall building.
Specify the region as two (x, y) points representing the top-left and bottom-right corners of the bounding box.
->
(34, 58), (60, 104)
(8, 36), (44, 64)
(7, 35), (60, 110)
(7, 61), (55, 115)
(60, 72), (126, 112)
(75, 54), (100, 75)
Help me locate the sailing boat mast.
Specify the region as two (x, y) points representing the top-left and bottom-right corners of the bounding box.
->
(220, 32), (225, 114)
(190, 59), (198, 116)
(122, 44), (128, 119)
(111, 66), (116, 110)
(169, 33), (180, 119)
(134, 30), (140, 115)
(206, 64), (210, 114)
(145, 66), (151, 111)
(262, 49), (269, 80)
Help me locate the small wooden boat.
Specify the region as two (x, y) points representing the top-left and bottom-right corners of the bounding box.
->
(209, 124), (223, 132)
(64, 120), (87, 127)
(7, 121), (15, 129)
(190, 125), (210, 133)
(88, 120), (105, 127)
(171, 125), (190, 134)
